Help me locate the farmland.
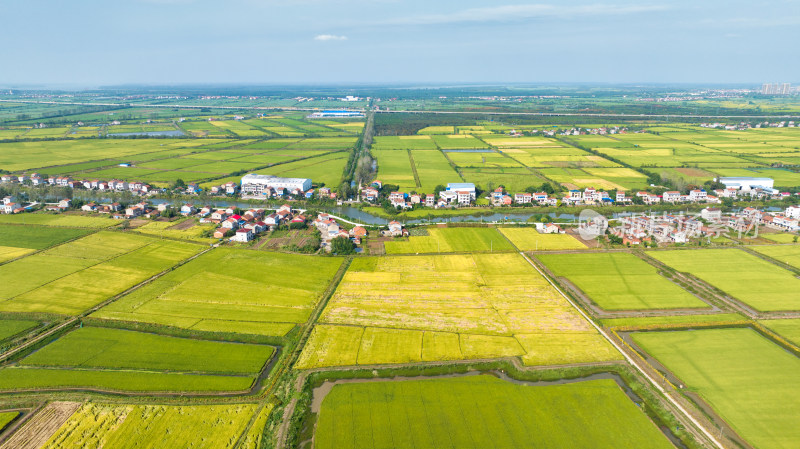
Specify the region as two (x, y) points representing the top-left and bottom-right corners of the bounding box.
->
(0, 319), (38, 341)
(0, 232), (202, 315)
(0, 214), (114, 228)
(0, 246), (34, 263)
(0, 327), (272, 392)
(384, 227), (515, 253)
(0, 224), (90, 249)
(0, 131), (356, 188)
(19, 327), (273, 374)
(296, 253), (620, 368)
(92, 248), (342, 337)
(40, 403), (257, 449)
(750, 244), (800, 269)
(760, 318), (800, 347)
(538, 252), (708, 310)
(632, 328), (800, 449)
(650, 248), (800, 311)
(0, 412), (17, 433)
(314, 376), (674, 449)
(499, 227), (587, 250)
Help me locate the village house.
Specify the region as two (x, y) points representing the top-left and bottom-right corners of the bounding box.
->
(700, 207), (722, 222)
(425, 194), (436, 207)
(180, 204), (196, 216)
(350, 226), (367, 238)
(81, 202), (98, 212)
(387, 220), (404, 237)
(221, 217), (239, 230)
(210, 210), (228, 223)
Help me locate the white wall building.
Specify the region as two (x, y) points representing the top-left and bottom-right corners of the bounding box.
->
(718, 177), (775, 192)
(445, 183), (476, 200)
(241, 174), (312, 196)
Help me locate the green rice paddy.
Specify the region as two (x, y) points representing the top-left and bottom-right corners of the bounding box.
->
(315, 376), (674, 449)
(538, 252), (708, 310)
(633, 328), (800, 449)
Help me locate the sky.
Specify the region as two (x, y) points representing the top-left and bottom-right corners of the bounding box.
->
(0, 0), (798, 86)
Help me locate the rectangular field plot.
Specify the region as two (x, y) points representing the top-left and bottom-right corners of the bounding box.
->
(0, 139), (220, 172)
(499, 227), (587, 251)
(92, 249), (342, 337)
(445, 151), (523, 168)
(537, 167), (649, 190)
(431, 134), (490, 150)
(632, 328), (800, 449)
(0, 213), (115, 228)
(40, 403), (257, 449)
(0, 224), (90, 249)
(650, 249), (800, 312)
(314, 376), (674, 449)
(750, 245), (800, 269)
(0, 246), (35, 263)
(384, 227), (514, 253)
(0, 327), (272, 393)
(0, 319), (38, 341)
(296, 254), (619, 368)
(372, 136), (438, 150)
(760, 318), (800, 347)
(411, 150), (461, 192)
(373, 149), (417, 190)
(460, 169), (543, 192)
(0, 232), (202, 315)
(538, 253), (707, 310)
(20, 327), (272, 374)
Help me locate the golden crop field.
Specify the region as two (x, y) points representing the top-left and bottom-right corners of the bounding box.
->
(296, 253), (619, 368)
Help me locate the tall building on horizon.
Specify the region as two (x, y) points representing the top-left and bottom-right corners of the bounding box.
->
(761, 82), (792, 95)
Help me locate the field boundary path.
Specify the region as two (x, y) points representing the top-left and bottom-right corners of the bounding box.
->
(274, 257), (352, 448)
(519, 251), (729, 449)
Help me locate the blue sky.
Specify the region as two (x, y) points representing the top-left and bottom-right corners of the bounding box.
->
(1, 0), (798, 86)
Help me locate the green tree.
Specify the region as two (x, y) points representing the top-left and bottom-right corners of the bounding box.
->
(330, 236), (356, 255)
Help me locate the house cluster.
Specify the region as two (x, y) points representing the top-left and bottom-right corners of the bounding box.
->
(0, 173), (153, 196)
(80, 201), (122, 214)
(489, 188), (558, 207)
(610, 213), (706, 244)
(562, 188), (631, 206)
(1, 196), (35, 214)
(700, 121), (796, 130)
(201, 204), (305, 242)
(312, 213), (369, 251)
(634, 189), (716, 205)
(362, 182), (478, 209)
(608, 205), (800, 245)
(554, 126), (628, 137)
(725, 206), (800, 233)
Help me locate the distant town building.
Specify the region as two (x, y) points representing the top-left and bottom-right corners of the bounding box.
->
(306, 110), (365, 118)
(761, 83), (791, 95)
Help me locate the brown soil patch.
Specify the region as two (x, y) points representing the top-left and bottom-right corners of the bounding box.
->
(0, 402), (81, 449)
(169, 219), (196, 231)
(127, 219), (149, 228)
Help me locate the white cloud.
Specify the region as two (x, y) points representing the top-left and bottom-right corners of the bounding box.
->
(314, 34), (348, 41)
(383, 3), (669, 26)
